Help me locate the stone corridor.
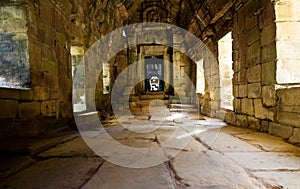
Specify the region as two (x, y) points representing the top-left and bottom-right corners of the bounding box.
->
(1, 102), (300, 188)
(1, 0), (300, 188)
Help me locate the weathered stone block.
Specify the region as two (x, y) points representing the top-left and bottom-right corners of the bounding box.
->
(261, 42), (276, 63)
(236, 114), (248, 127)
(259, 3), (275, 29)
(224, 111), (237, 125)
(33, 87), (50, 101)
(261, 120), (269, 132)
(41, 100), (57, 117)
(247, 64), (261, 83)
(261, 61), (276, 84)
(269, 122), (293, 139)
(279, 106), (300, 114)
(19, 102), (41, 119)
(233, 98), (241, 113)
(248, 83), (261, 98)
(254, 99), (275, 121)
(289, 128), (300, 145)
(261, 24), (276, 46)
(262, 85), (276, 107)
(246, 26), (260, 45)
(245, 15), (257, 31)
(241, 98), (254, 116)
(238, 70), (247, 84)
(277, 111), (300, 128)
(246, 41), (261, 67)
(0, 100), (18, 118)
(277, 88), (300, 106)
(239, 84), (248, 97)
(248, 116), (261, 130)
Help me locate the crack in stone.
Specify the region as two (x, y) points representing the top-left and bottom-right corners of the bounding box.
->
(165, 161), (190, 189)
(78, 160), (105, 189)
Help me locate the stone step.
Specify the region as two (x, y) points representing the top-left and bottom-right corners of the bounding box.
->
(130, 100), (168, 107)
(140, 94), (166, 100)
(169, 108), (199, 113)
(168, 104), (198, 109)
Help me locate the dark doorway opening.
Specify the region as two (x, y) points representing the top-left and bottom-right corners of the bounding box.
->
(145, 55), (164, 92)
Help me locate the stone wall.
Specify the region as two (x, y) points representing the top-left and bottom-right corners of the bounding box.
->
(0, 0), (74, 137)
(228, 0), (300, 145)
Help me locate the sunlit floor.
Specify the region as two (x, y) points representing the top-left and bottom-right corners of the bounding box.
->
(1, 107), (300, 189)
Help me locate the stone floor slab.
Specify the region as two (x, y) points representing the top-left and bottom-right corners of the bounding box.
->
(171, 151), (265, 188)
(233, 132), (300, 153)
(82, 162), (175, 189)
(224, 152), (300, 171)
(37, 137), (98, 158)
(0, 158), (103, 189)
(251, 171), (300, 188)
(209, 133), (262, 152)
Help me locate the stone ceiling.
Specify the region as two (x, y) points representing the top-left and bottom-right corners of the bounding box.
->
(67, 0), (241, 46)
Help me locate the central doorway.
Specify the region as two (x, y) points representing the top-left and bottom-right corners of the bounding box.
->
(145, 56), (164, 92)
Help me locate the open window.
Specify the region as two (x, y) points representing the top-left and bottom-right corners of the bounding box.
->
(196, 59), (205, 94)
(103, 63), (111, 94)
(0, 6), (30, 89)
(218, 32), (233, 110)
(71, 46), (86, 112)
(275, 0), (300, 88)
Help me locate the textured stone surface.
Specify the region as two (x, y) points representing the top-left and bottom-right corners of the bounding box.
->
(224, 152), (300, 171)
(172, 151), (264, 188)
(269, 122), (293, 139)
(1, 158), (103, 189)
(82, 162), (175, 189)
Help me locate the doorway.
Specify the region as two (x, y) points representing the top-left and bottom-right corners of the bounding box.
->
(145, 56), (164, 92)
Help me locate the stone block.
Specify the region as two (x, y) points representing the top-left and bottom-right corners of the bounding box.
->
(233, 98), (241, 113)
(248, 83), (261, 98)
(236, 114), (248, 127)
(246, 26), (260, 45)
(245, 15), (257, 31)
(261, 120), (269, 132)
(238, 70), (247, 84)
(261, 61), (276, 84)
(41, 100), (57, 117)
(261, 24), (276, 46)
(277, 111), (300, 128)
(33, 87), (50, 101)
(19, 102), (41, 119)
(233, 85), (239, 97)
(261, 42), (276, 63)
(246, 41), (260, 67)
(247, 64), (261, 83)
(262, 85), (276, 107)
(269, 122), (293, 139)
(0, 100), (18, 118)
(259, 3), (275, 29)
(239, 84), (248, 97)
(241, 98), (254, 116)
(254, 99), (275, 121)
(248, 116), (261, 130)
(277, 88), (300, 106)
(224, 111), (237, 125)
(279, 106), (300, 114)
(289, 128), (300, 144)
